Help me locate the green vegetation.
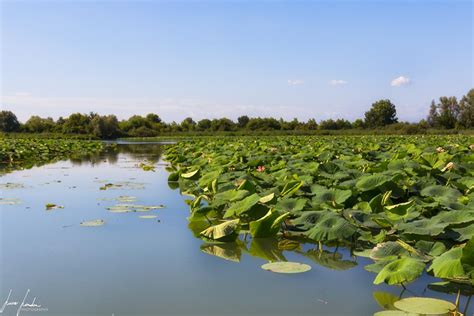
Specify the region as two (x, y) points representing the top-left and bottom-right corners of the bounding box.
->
(1, 89), (473, 138)
(0, 137), (106, 171)
(164, 135), (474, 293)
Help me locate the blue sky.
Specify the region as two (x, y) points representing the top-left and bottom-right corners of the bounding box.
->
(1, 0), (472, 123)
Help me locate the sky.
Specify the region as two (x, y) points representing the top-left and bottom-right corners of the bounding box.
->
(1, 0), (473, 123)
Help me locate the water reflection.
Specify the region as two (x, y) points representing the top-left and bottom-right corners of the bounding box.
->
(69, 143), (165, 166)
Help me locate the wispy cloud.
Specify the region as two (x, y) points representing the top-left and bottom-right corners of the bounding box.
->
(329, 79), (347, 86)
(391, 76), (411, 87)
(287, 79), (304, 86)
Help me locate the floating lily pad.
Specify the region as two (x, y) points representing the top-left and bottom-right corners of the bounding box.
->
(0, 182), (26, 189)
(261, 261), (311, 274)
(80, 219), (105, 227)
(373, 311), (417, 316)
(0, 198), (22, 205)
(393, 297), (456, 315)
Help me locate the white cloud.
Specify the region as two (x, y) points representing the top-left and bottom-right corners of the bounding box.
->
(391, 76), (411, 87)
(329, 79), (347, 86)
(287, 79), (304, 86)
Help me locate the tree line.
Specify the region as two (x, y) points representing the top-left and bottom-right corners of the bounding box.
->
(1, 89), (472, 138)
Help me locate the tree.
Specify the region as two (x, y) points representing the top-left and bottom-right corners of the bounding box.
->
(237, 115), (250, 128)
(427, 96), (460, 129)
(437, 96), (459, 129)
(353, 119), (365, 129)
(197, 119), (211, 131)
(63, 113), (92, 134)
(23, 116), (55, 133)
(91, 115), (120, 139)
(458, 89), (474, 128)
(306, 118), (318, 130)
(180, 117), (196, 131)
(427, 100), (439, 127)
(146, 113), (162, 124)
(364, 99), (398, 127)
(0, 110), (21, 132)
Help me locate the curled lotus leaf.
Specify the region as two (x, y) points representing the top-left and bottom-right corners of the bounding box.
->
(373, 257), (425, 285)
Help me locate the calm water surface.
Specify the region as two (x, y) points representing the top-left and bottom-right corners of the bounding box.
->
(1, 143), (471, 316)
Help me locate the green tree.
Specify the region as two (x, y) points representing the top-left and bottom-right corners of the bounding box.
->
(23, 116), (55, 133)
(237, 115), (250, 128)
(437, 96), (459, 129)
(306, 118), (318, 130)
(458, 89), (474, 128)
(353, 119), (365, 129)
(364, 99), (398, 127)
(197, 119), (212, 131)
(63, 113), (92, 134)
(427, 100), (439, 127)
(91, 115), (120, 139)
(0, 111), (21, 132)
(146, 113), (162, 124)
(180, 117), (196, 131)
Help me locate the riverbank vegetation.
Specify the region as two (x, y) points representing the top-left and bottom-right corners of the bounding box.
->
(1, 89), (473, 138)
(0, 138), (106, 171)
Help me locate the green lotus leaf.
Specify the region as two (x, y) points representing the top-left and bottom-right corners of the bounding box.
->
(200, 219), (240, 242)
(249, 210), (290, 238)
(420, 185), (461, 201)
(181, 169), (200, 179)
(461, 237), (474, 274)
(449, 224), (474, 241)
(393, 297), (456, 315)
(415, 240), (446, 257)
(212, 189), (250, 207)
(370, 242), (410, 260)
(291, 211), (327, 231)
(280, 180), (303, 197)
(304, 213), (357, 242)
(223, 193), (261, 218)
(275, 198), (307, 214)
(384, 200), (415, 220)
(397, 218), (447, 236)
(356, 174), (391, 191)
(428, 247), (465, 279)
(259, 192), (276, 204)
(198, 169), (222, 187)
(373, 257), (425, 285)
(311, 186), (352, 207)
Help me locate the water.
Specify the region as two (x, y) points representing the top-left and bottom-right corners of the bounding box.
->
(1, 143), (471, 316)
